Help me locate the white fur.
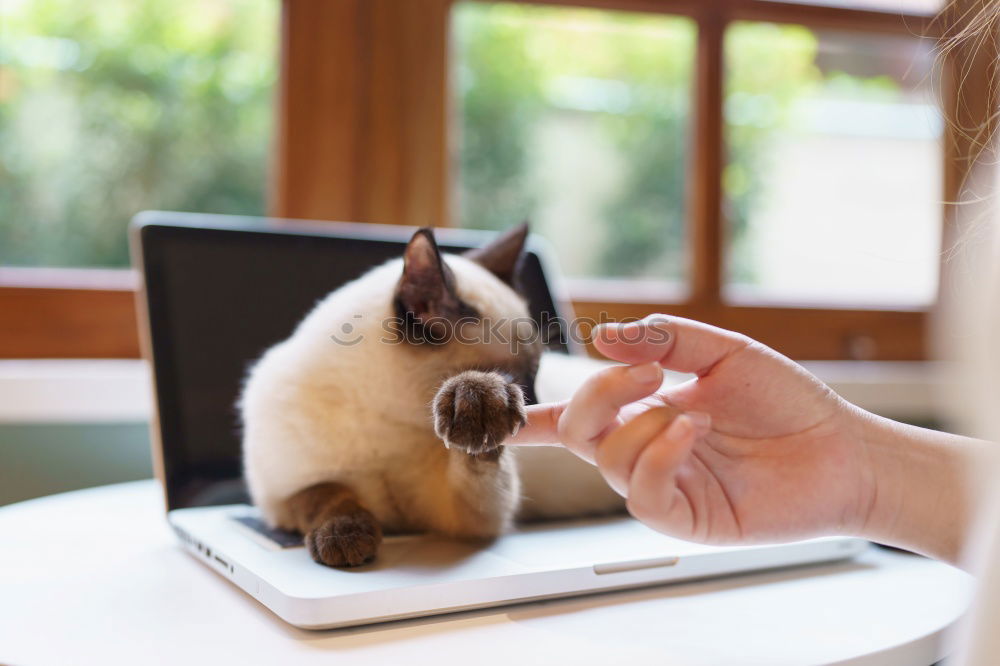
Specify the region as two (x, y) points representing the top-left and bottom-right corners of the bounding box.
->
(241, 253), (622, 538)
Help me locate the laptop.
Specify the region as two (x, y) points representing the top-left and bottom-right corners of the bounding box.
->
(131, 211), (868, 630)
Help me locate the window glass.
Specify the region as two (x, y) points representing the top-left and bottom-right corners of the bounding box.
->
(452, 2), (696, 282)
(724, 23), (942, 306)
(0, 0), (277, 267)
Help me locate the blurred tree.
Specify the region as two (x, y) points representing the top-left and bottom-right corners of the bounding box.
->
(454, 5), (904, 285)
(0, 0), (277, 267)
(724, 22), (821, 284)
(453, 3), (543, 233)
(592, 17), (693, 278)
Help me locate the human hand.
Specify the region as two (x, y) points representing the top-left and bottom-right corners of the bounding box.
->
(510, 315), (875, 546)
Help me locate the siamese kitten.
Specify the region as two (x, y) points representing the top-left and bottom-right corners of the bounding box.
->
(241, 225), (621, 568)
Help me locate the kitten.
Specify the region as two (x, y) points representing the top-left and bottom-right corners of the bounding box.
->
(240, 225), (621, 568)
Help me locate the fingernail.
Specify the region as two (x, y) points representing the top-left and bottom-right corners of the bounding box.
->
(626, 362), (662, 384)
(594, 321), (639, 337)
(591, 323), (611, 343)
(644, 316), (673, 343)
(686, 411), (712, 436)
(665, 413), (693, 440)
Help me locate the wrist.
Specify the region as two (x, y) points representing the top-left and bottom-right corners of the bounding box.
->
(855, 408), (992, 566)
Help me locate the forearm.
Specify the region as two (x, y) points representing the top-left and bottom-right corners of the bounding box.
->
(856, 408), (997, 567)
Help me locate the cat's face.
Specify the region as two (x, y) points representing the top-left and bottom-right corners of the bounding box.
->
(391, 225), (541, 402)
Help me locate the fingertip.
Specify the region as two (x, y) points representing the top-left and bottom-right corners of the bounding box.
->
(665, 413), (693, 441)
(505, 402), (565, 446)
(592, 317), (676, 365)
(643, 413), (698, 468)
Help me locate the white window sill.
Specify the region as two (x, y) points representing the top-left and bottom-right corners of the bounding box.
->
(0, 358), (950, 425)
(0, 360), (152, 423)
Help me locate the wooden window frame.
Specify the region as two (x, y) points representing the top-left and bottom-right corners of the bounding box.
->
(1, 0), (993, 360)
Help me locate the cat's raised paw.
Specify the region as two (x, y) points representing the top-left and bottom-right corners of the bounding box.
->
(433, 370), (528, 459)
(304, 508), (383, 567)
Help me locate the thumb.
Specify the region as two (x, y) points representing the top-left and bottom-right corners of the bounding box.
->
(593, 315), (751, 377)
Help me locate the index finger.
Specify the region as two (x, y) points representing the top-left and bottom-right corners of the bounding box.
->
(553, 362), (664, 461)
(505, 362), (663, 451)
(506, 402), (568, 446)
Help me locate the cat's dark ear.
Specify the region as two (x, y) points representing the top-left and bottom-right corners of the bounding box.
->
(464, 222), (528, 287)
(395, 228), (464, 326)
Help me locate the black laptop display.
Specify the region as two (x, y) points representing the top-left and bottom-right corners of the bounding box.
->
(132, 212), (574, 513)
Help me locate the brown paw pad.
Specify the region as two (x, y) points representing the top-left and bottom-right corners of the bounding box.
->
(305, 509), (382, 568)
(432, 370), (528, 457)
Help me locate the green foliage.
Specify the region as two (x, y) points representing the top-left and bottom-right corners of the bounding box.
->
(592, 19), (694, 278)
(454, 6), (906, 283)
(454, 3), (697, 278)
(0, 0), (277, 267)
(724, 22), (821, 282)
(453, 4), (544, 233)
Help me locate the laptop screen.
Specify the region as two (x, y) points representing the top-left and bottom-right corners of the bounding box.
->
(134, 213), (573, 512)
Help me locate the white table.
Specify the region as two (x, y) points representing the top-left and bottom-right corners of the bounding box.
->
(0, 480), (974, 666)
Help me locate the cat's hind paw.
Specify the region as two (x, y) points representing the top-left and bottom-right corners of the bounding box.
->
(432, 370), (528, 459)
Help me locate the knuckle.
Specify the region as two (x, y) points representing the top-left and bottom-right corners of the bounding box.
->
(593, 439), (612, 469)
(556, 411), (584, 446)
(592, 431), (625, 473)
(733, 332), (758, 352)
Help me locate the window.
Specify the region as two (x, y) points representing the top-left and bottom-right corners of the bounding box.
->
(0, 0), (277, 268)
(452, 4), (945, 306)
(4, 0), (991, 361)
(723, 24), (942, 307)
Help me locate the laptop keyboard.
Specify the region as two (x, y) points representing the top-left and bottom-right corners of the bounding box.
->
(231, 515), (304, 548)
